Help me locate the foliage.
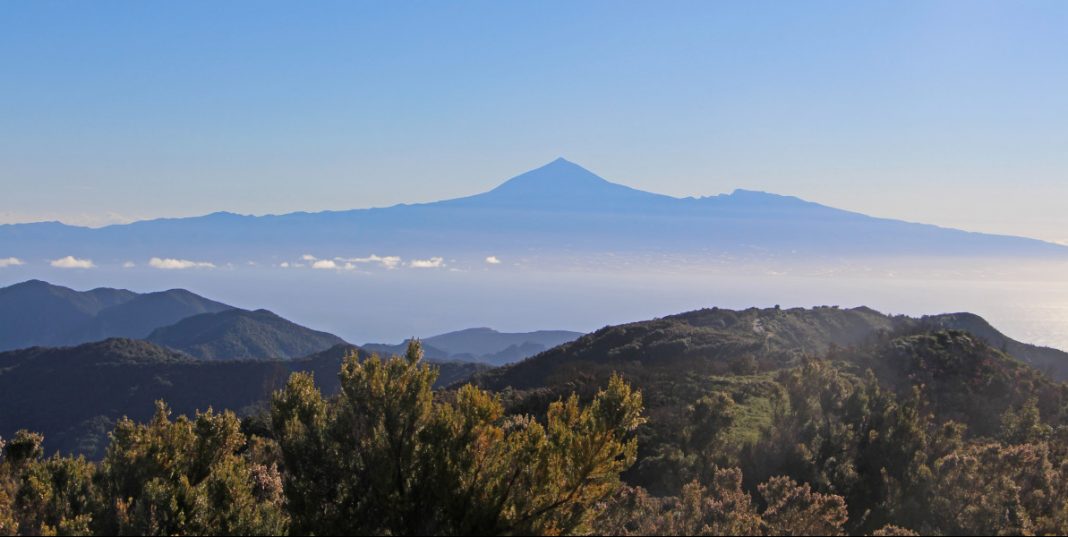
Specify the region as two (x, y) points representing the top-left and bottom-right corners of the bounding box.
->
(13, 454), (96, 536)
(591, 467), (847, 536)
(94, 402), (287, 535)
(272, 341), (645, 535)
(0, 340), (487, 458)
(0, 437), (17, 536)
(8, 315), (1068, 535)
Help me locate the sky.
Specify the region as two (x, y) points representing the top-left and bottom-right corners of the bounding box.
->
(2, 1), (1067, 244)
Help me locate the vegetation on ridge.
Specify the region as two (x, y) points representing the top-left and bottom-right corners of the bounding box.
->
(5, 305), (1068, 535)
(0, 340), (487, 459)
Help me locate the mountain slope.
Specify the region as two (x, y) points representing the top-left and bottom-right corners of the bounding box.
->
(921, 312), (1068, 379)
(65, 289), (233, 342)
(0, 280), (236, 351)
(2, 159), (1064, 263)
(466, 306), (1068, 497)
(146, 308), (347, 360)
(0, 280), (136, 350)
(0, 339), (489, 458)
(845, 329), (1067, 437)
(475, 306), (900, 391)
(363, 327), (583, 366)
(474, 306), (1068, 392)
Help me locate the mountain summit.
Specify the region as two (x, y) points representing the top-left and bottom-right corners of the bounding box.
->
(0, 280), (232, 351)
(491, 158), (609, 192)
(488, 158), (631, 195)
(448, 158), (673, 210)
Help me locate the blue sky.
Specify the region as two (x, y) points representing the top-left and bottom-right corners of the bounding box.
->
(3, 1), (1067, 243)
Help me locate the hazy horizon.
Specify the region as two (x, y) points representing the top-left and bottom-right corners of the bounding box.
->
(3, 256), (1067, 353)
(3, 155), (1067, 247)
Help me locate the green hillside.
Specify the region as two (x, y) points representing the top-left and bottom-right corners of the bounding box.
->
(146, 308), (346, 360)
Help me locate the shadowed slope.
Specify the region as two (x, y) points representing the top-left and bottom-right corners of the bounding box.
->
(146, 308), (346, 360)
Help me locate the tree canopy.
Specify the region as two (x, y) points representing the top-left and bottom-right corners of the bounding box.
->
(5, 335), (1068, 535)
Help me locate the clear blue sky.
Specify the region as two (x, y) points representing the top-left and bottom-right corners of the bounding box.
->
(3, 1), (1066, 243)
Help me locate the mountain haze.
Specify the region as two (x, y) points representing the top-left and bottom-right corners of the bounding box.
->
(363, 327), (582, 366)
(0, 280), (351, 361)
(0, 280), (232, 351)
(145, 308), (348, 361)
(0, 339), (487, 458)
(2, 159), (1064, 264)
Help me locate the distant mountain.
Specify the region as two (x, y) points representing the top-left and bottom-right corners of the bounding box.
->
(146, 308), (347, 360)
(0, 279), (347, 360)
(0, 280), (232, 351)
(0, 339), (489, 458)
(66, 288), (234, 343)
(363, 327), (583, 366)
(302, 343), (491, 389)
(2, 159), (1065, 264)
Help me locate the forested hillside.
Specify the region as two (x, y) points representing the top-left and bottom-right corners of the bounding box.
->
(3, 306), (1068, 535)
(0, 341), (487, 458)
(145, 308), (347, 360)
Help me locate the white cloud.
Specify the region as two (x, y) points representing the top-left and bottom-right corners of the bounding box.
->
(148, 257), (216, 270)
(336, 254), (402, 270)
(301, 253), (407, 270)
(485, 256), (501, 265)
(0, 257), (24, 268)
(409, 257), (445, 269)
(122, 261), (136, 268)
(279, 262), (291, 268)
(51, 256), (95, 269)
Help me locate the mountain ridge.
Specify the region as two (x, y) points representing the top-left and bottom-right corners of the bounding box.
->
(473, 305), (1068, 392)
(362, 327), (583, 366)
(145, 308), (348, 361)
(0, 280), (232, 351)
(0, 280), (350, 361)
(1, 159), (1064, 261)
(0, 338), (488, 458)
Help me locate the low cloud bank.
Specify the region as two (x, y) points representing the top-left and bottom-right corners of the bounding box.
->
(409, 257), (445, 269)
(336, 255), (402, 270)
(50, 256), (94, 269)
(149, 257), (216, 270)
(302, 253), (413, 271)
